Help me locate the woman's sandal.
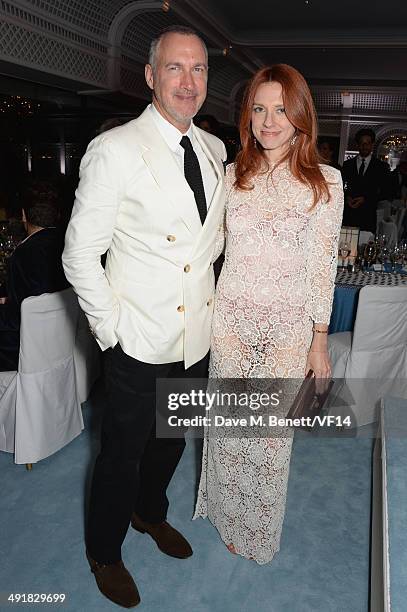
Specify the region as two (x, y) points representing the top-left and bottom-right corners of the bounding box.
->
(227, 543), (254, 560)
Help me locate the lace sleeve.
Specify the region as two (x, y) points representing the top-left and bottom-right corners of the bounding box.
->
(307, 167), (344, 325)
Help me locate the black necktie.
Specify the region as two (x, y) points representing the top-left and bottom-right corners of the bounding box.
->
(358, 159), (365, 177)
(180, 136), (207, 224)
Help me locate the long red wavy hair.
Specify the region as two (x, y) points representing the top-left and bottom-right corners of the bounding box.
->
(235, 64), (330, 207)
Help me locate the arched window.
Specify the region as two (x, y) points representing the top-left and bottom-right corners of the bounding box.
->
(376, 130), (407, 170)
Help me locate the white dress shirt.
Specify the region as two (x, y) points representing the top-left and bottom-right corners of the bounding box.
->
(356, 153), (372, 175)
(149, 103), (217, 208)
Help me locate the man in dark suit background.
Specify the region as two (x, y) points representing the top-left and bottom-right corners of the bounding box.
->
(0, 180), (69, 370)
(341, 128), (390, 232)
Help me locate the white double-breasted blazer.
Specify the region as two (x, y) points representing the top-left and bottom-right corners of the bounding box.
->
(62, 107), (227, 368)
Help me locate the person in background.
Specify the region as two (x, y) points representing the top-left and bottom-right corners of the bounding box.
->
(96, 117), (125, 136)
(341, 128), (390, 232)
(0, 180), (68, 371)
(318, 138), (341, 170)
(195, 114), (220, 136)
(390, 152), (407, 239)
(390, 152), (407, 201)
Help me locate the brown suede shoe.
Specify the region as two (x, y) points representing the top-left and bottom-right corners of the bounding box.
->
(131, 513), (193, 559)
(86, 550), (140, 608)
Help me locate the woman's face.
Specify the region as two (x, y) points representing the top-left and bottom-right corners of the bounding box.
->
(251, 81), (296, 162)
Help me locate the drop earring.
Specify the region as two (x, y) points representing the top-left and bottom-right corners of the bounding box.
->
(253, 137), (257, 148)
(290, 133), (297, 146)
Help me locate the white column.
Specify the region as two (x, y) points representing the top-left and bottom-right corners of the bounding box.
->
(338, 93), (354, 165)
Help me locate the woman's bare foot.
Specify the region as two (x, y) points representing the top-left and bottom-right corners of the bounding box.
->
(227, 543), (237, 554)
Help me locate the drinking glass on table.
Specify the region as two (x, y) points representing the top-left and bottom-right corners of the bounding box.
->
(390, 244), (403, 272)
(338, 240), (351, 268)
(363, 241), (377, 269)
(378, 234), (387, 248)
(377, 243), (390, 272)
(400, 240), (407, 267)
(2, 235), (17, 257)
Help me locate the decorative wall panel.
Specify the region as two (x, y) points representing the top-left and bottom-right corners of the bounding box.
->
(0, 20), (107, 84)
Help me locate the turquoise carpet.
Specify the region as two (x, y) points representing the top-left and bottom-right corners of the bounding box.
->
(0, 384), (372, 612)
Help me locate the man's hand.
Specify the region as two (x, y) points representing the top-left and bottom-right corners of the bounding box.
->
(349, 196), (365, 209)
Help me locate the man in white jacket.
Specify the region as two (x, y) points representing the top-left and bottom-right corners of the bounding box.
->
(63, 26), (226, 608)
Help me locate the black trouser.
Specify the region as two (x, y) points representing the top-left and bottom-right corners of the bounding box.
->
(86, 343), (209, 563)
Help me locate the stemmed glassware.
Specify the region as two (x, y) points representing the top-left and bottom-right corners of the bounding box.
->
(377, 243), (390, 272)
(363, 240), (377, 269)
(400, 240), (407, 269)
(338, 239), (351, 268)
(390, 243), (404, 272)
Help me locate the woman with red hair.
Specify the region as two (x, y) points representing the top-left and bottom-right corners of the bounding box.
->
(194, 65), (343, 564)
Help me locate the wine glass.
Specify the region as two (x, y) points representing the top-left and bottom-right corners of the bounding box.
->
(363, 241), (377, 269)
(400, 241), (407, 270)
(390, 244), (404, 273)
(338, 240), (351, 268)
(374, 235), (381, 265)
(377, 243), (391, 272)
(3, 236), (16, 257)
(378, 234), (387, 249)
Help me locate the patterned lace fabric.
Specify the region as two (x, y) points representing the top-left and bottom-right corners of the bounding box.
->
(193, 162), (344, 564)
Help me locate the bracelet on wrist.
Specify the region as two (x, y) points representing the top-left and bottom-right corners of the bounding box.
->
(312, 327), (328, 334)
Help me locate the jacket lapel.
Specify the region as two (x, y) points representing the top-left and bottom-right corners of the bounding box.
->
(364, 156), (376, 179)
(135, 109), (202, 236)
(193, 126), (224, 227)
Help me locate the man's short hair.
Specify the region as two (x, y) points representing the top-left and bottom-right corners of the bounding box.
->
(355, 128), (376, 144)
(21, 180), (60, 227)
(148, 25), (208, 71)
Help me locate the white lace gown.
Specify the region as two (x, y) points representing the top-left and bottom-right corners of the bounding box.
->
(193, 162), (344, 564)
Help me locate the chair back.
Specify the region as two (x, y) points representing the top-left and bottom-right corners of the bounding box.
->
(349, 285), (407, 387)
(358, 231), (375, 246)
(377, 219), (398, 249)
(343, 286), (407, 426)
(377, 200), (392, 217)
(14, 288), (83, 464)
(352, 286), (407, 354)
(19, 289), (79, 373)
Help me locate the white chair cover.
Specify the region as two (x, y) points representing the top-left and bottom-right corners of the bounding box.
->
(328, 286), (407, 427)
(0, 289), (84, 464)
(74, 310), (100, 404)
(328, 331), (351, 378)
(395, 207), (406, 239)
(377, 219), (398, 249)
(0, 372), (17, 452)
(377, 200), (392, 217)
(358, 231), (375, 246)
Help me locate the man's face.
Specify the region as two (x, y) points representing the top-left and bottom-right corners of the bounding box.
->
(145, 33), (208, 132)
(357, 135), (374, 158)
